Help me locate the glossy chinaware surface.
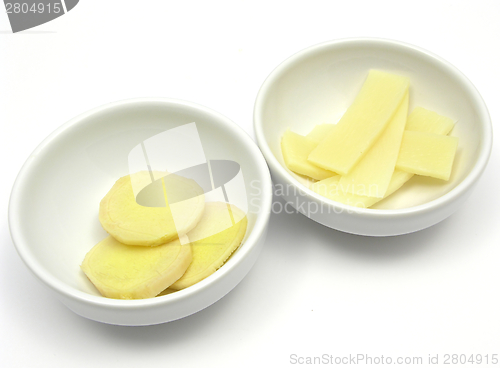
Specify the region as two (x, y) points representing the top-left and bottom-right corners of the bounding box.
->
(254, 38), (492, 236)
(9, 98), (273, 325)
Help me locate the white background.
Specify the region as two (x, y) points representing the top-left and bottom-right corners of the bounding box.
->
(1, 1), (499, 367)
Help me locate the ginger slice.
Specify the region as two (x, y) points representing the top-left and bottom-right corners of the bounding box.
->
(169, 202), (247, 290)
(81, 235), (192, 299)
(99, 171), (205, 246)
(157, 288), (177, 297)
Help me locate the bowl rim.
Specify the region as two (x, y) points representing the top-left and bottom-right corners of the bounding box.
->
(253, 37), (493, 218)
(9, 97), (273, 308)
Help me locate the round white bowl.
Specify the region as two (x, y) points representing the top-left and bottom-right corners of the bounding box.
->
(254, 38), (492, 236)
(9, 98), (273, 326)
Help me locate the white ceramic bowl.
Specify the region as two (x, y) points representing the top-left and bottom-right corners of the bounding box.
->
(254, 38), (492, 236)
(9, 98), (272, 326)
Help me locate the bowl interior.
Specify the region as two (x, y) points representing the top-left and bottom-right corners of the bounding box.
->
(257, 39), (488, 209)
(13, 100), (267, 298)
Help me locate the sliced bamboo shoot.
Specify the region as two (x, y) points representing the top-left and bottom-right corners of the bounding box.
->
(338, 93), (409, 198)
(307, 70), (410, 175)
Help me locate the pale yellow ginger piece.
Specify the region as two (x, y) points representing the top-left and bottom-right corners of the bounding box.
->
(281, 129), (335, 180)
(396, 131), (458, 180)
(338, 93), (409, 198)
(308, 70), (410, 175)
(81, 235), (192, 299)
(311, 170), (413, 208)
(406, 107), (454, 135)
(306, 124), (336, 143)
(99, 171), (205, 246)
(157, 288), (177, 296)
(170, 202), (247, 290)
